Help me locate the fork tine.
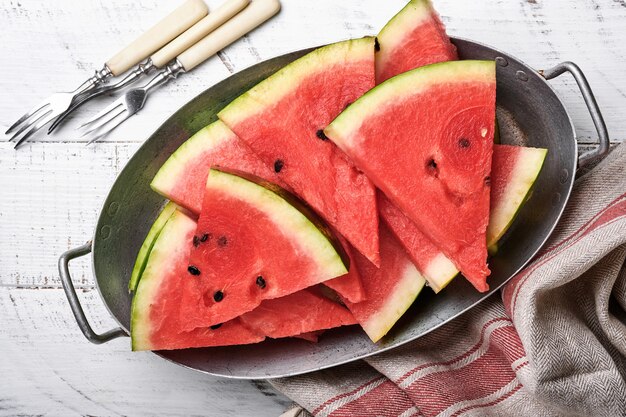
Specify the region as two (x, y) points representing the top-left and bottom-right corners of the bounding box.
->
(49, 84), (113, 134)
(82, 110), (131, 145)
(5, 100), (50, 134)
(8, 108), (53, 142)
(13, 111), (60, 149)
(80, 105), (126, 136)
(79, 100), (124, 130)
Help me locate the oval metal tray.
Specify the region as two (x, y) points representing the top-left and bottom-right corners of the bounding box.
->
(87, 38), (580, 378)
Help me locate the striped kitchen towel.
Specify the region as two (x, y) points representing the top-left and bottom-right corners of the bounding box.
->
(271, 143), (626, 417)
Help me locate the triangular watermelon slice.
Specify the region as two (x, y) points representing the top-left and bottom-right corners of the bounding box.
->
(375, 0), (457, 84)
(181, 169), (348, 329)
(132, 209), (356, 351)
(151, 120), (284, 215)
(218, 37), (381, 267)
(325, 60), (496, 292)
(131, 210), (265, 351)
(344, 223), (426, 342)
(487, 145), (548, 248)
(150, 120), (365, 303)
(380, 144), (547, 292)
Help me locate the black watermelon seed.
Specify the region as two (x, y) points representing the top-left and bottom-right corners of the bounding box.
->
(485, 176), (491, 186)
(459, 138), (471, 148)
(200, 233), (210, 242)
(210, 323), (223, 330)
(316, 129), (329, 141)
(192, 236), (200, 247)
(188, 265), (201, 276)
(213, 291), (224, 302)
(217, 236), (228, 247)
(274, 159), (284, 173)
(426, 158), (438, 178)
(256, 276), (266, 289)
(374, 37), (381, 52)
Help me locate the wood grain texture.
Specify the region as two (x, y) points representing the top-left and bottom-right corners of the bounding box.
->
(0, 288), (292, 416)
(0, 0), (624, 415)
(1, 0), (624, 143)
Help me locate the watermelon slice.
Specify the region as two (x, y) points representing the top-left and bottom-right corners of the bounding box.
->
(132, 210), (356, 351)
(131, 210), (265, 351)
(325, 60), (496, 292)
(239, 289), (356, 340)
(380, 144), (547, 292)
(150, 119), (365, 303)
(487, 144), (548, 249)
(375, 0), (457, 84)
(344, 223), (426, 342)
(218, 37), (381, 267)
(151, 120), (283, 215)
(129, 201), (178, 292)
(181, 168), (348, 329)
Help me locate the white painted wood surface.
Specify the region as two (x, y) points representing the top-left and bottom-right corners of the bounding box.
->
(0, 0), (624, 415)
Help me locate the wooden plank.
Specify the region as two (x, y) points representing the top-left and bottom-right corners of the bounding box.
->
(0, 0), (624, 143)
(0, 143), (140, 287)
(0, 287), (292, 416)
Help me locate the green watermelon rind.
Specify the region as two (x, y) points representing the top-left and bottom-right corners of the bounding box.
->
(150, 120), (234, 201)
(361, 264), (426, 342)
(487, 147), (548, 249)
(128, 201), (178, 293)
(325, 60), (496, 146)
(131, 210), (197, 351)
(206, 169), (349, 279)
(217, 37), (375, 127)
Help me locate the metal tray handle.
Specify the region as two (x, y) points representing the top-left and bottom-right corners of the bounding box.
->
(58, 242), (127, 344)
(540, 61), (610, 168)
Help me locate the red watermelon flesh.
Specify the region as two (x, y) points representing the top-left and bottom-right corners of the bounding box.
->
(378, 192), (457, 294)
(132, 209), (356, 351)
(151, 120), (365, 304)
(380, 144), (547, 293)
(181, 169), (348, 330)
(344, 223), (426, 342)
(325, 61), (496, 292)
(218, 37), (381, 267)
(239, 289), (356, 340)
(375, 0), (457, 84)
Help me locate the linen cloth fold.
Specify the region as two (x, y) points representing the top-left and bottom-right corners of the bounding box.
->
(271, 143), (626, 417)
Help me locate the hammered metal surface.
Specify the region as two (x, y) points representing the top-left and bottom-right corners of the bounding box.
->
(91, 39), (577, 379)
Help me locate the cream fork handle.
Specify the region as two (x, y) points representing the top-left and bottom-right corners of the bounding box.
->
(106, 0), (209, 76)
(177, 0), (281, 71)
(151, 0), (250, 68)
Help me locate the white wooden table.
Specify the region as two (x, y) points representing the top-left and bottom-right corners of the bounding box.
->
(1, 0), (624, 415)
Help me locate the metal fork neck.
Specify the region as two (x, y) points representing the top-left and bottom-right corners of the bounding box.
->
(111, 59), (156, 91)
(74, 64), (113, 95)
(143, 60), (185, 93)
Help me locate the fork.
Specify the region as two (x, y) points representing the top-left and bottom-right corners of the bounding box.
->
(47, 0), (250, 135)
(79, 0), (281, 145)
(7, 0), (209, 148)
